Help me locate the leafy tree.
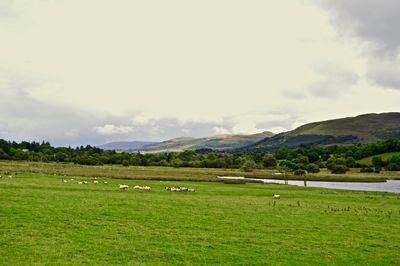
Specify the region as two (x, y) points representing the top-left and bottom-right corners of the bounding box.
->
(306, 163), (320, 173)
(371, 156), (384, 168)
(262, 153), (277, 168)
(293, 169), (307, 176)
(241, 159), (257, 172)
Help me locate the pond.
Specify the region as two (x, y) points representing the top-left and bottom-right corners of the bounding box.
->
(217, 176), (400, 193)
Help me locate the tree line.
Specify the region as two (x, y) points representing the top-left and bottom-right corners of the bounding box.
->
(1, 138), (400, 173)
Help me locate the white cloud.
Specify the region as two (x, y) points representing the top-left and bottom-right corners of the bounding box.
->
(0, 0), (399, 145)
(212, 126), (231, 135)
(95, 125), (135, 136)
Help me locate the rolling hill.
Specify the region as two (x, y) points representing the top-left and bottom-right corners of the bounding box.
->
(246, 112), (400, 151)
(97, 141), (157, 151)
(141, 131), (274, 153)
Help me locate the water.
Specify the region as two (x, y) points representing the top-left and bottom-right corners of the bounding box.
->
(217, 176), (400, 193)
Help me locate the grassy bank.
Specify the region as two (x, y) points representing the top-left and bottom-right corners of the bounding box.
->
(1, 173), (400, 265)
(2, 160), (400, 182)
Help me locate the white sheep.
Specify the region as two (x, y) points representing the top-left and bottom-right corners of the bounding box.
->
(78, 181), (83, 185)
(83, 181), (88, 184)
(188, 188), (195, 192)
(119, 184), (129, 190)
(93, 181), (99, 184)
(104, 181), (108, 184)
(273, 194), (280, 199)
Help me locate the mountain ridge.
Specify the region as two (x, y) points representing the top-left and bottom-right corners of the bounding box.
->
(246, 112), (400, 151)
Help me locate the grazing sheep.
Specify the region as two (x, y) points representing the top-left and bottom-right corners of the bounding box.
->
(273, 194), (280, 199)
(70, 178), (74, 181)
(63, 180), (68, 183)
(119, 184), (129, 190)
(78, 181), (83, 185)
(166, 186), (195, 192)
(93, 181), (99, 184)
(8, 175), (12, 179)
(134, 185), (151, 190)
(83, 181), (88, 184)
(104, 181), (108, 184)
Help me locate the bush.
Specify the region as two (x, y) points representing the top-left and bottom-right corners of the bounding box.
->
(306, 163), (320, 173)
(241, 159), (257, 172)
(262, 153), (277, 168)
(293, 169), (307, 176)
(360, 167), (374, 173)
(330, 164), (348, 174)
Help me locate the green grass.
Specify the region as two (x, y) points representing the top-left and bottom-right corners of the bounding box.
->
(1, 170), (400, 265)
(358, 152), (400, 166)
(2, 160), (400, 183)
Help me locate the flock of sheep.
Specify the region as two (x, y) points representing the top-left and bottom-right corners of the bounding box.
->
(2, 175), (280, 198)
(118, 184), (196, 192)
(59, 178), (197, 193)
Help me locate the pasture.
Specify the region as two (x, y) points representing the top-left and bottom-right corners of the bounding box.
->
(357, 152), (400, 166)
(1, 169), (400, 265)
(1, 160), (400, 183)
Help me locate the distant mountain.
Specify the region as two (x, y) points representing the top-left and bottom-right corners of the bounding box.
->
(97, 141), (157, 151)
(142, 131), (274, 153)
(246, 112), (400, 151)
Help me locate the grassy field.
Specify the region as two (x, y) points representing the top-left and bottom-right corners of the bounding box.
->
(1, 169), (400, 265)
(2, 160), (400, 183)
(358, 152), (400, 166)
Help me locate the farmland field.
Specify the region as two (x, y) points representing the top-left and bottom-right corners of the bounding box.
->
(1, 162), (400, 265)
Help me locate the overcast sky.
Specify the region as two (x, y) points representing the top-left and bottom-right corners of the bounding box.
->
(1, 0), (399, 146)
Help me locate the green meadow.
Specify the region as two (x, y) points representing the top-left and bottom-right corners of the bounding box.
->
(357, 152), (400, 166)
(1, 162), (400, 265)
(2, 160), (400, 183)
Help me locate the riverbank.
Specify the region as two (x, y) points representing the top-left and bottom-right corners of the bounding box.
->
(1, 160), (400, 183)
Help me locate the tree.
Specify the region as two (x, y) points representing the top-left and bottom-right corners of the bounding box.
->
(262, 153), (277, 168)
(306, 163), (320, 173)
(293, 169), (307, 176)
(371, 156), (384, 168)
(241, 159), (257, 172)
(345, 157), (357, 168)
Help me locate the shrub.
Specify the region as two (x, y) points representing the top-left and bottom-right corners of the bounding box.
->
(306, 163), (320, 173)
(293, 169), (307, 176)
(360, 167), (374, 173)
(330, 164), (348, 174)
(241, 159), (257, 172)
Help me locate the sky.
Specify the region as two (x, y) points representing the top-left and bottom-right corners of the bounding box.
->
(0, 0), (400, 146)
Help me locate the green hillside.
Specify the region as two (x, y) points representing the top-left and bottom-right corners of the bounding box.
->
(142, 131), (274, 153)
(248, 113), (400, 151)
(357, 152), (400, 166)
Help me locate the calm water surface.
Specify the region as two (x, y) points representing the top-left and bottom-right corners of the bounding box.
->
(218, 176), (400, 193)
